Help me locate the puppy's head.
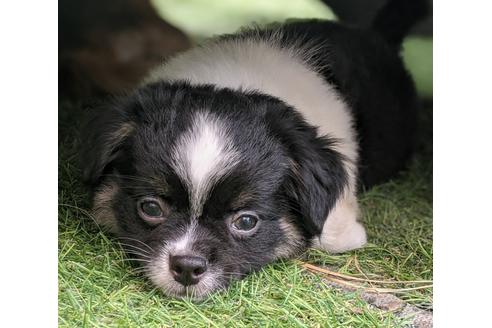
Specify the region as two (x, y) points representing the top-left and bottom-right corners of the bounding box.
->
(82, 81), (347, 298)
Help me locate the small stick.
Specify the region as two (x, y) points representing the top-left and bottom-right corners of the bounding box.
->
(300, 262), (433, 285)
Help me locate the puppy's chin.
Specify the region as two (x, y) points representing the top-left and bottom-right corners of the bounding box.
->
(149, 276), (224, 300)
(145, 245), (230, 300)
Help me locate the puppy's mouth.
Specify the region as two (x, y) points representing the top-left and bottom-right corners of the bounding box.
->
(153, 276), (226, 300)
(149, 270), (228, 300)
(142, 245), (236, 300)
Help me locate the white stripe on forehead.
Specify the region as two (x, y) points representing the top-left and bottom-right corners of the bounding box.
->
(171, 112), (240, 216)
(172, 221), (197, 253)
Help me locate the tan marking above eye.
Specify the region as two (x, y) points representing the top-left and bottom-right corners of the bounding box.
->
(111, 122), (135, 141)
(92, 180), (119, 233)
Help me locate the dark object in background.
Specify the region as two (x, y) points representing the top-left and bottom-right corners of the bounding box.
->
(58, 0), (431, 101)
(321, 0), (432, 36)
(59, 0), (190, 100)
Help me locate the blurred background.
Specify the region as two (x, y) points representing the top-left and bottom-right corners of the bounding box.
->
(59, 0), (432, 101)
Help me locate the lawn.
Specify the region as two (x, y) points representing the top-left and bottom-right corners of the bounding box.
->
(59, 1), (432, 327)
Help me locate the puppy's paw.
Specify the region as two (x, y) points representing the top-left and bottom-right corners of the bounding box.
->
(311, 195), (367, 253)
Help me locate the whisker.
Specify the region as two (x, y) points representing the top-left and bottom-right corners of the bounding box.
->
(120, 250), (151, 259)
(121, 248), (152, 257)
(118, 243), (152, 255)
(58, 203), (104, 230)
(117, 237), (155, 252)
(123, 251), (152, 259)
(116, 258), (153, 265)
(127, 258), (152, 263)
(220, 271), (248, 276)
(224, 260), (265, 267)
(119, 190), (170, 199)
(118, 242), (151, 251)
(131, 265), (153, 273)
(100, 174), (159, 184)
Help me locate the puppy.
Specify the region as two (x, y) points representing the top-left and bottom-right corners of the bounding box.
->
(81, 0), (427, 298)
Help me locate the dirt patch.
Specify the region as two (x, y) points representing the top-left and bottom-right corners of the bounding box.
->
(360, 292), (432, 328)
(324, 280), (432, 327)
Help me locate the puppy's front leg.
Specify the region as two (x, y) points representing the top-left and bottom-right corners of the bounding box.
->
(311, 193), (367, 253)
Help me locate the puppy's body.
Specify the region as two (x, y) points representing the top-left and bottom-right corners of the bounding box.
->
(82, 0), (427, 298)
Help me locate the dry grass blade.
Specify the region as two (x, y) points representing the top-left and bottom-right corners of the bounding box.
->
(320, 275), (433, 294)
(300, 262), (433, 285)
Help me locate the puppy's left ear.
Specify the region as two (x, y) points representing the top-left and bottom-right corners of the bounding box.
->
(79, 99), (136, 186)
(285, 137), (348, 235)
(270, 110), (348, 236)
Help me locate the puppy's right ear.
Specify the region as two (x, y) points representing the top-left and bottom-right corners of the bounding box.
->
(80, 100), (136, 186)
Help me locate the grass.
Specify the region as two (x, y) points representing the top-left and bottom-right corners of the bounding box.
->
(59, 1), (432, 326)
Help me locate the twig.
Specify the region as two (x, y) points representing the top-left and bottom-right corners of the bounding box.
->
(300, 262), (432, 285)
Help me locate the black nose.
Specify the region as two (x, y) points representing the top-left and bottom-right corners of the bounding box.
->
(170, 255), (208, 286)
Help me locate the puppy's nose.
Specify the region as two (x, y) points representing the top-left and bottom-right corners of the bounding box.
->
(170, 255), (208, 286)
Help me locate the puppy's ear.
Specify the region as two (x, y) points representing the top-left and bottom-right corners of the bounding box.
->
(285, 136), (347, 235)
(80, 100), (136, 186)
(269, 109), (348, 236)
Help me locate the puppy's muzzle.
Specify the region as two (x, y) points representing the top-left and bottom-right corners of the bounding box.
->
(169, 254), (208, 286)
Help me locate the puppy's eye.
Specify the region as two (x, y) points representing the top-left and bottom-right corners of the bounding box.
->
(141, 201), (162, 217)
(137, 197), (168, 225)
(232, 213), (258, 232)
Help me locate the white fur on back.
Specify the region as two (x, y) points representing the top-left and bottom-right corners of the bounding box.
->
(171, 112), (239, 216)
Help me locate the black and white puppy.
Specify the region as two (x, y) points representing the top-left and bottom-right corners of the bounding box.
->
(81, 0), (427, 298)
